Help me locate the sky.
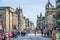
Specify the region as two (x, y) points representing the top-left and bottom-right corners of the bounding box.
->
(0, 0), (56, 26)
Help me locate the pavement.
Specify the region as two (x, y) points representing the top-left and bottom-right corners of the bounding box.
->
(10, 34), (52, 40)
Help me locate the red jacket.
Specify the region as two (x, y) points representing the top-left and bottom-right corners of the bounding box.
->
(0, 35), (2, 40)
(52, 36), (56, 40)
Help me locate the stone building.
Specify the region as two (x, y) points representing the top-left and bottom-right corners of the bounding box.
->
(28, 21), (35, 33)
(45, 0), (56, 37)
(0, 6), (35, 34)
(16, 8), (26, 32)
(36, 13), (43, 31)
(14, 7), (35, 33)
(36, 13), (46, 34)
(21, 16), (26, 32)
(41, 17), (46, 34)
(25, 18), (35, 33)
(0, 7), (18, 33)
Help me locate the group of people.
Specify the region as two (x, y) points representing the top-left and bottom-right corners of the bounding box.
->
(20, 32), (27, 36)
(0, 34), (6, 40)
(0, 32), (27, 40)
(41, 31), (51, 37)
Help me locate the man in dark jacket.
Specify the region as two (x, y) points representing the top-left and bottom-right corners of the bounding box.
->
(2, 35), (6, 40)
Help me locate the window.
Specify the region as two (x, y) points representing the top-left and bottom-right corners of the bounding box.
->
(0, 15), (2, 19)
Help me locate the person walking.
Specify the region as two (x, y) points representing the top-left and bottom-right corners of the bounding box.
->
(41, 31), (43, 36)
(6, 32), (10, 40)
(41, 29), (43, 36)
(2, 34), (6, 40)
(0, 35), (2, 40)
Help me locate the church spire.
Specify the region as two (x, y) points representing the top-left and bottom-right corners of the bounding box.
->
(40, 12), (42, 19)
(40, 13), (42, 17)
(45, 0), (54, 9)
(19, 6), (21, 11)
(18, 6), (22, 11)
(48, 0), (50, 3)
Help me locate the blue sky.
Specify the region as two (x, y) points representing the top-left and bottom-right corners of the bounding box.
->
(0, 0), (55, 26)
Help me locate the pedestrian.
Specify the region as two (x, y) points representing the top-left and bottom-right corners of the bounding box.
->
(41, 31), (43, 36)
(21, 32), (26, 36)
(13, 32), (15, 38)
(17, 32), (20, 35)
(0, 35), (2, 40)
(6, 32), (10, 40)
(2, 35), (6, 40)
(47, 32), (49, 37)
(52, 34), (56, 40)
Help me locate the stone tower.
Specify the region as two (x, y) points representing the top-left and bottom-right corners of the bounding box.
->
(45, 0), (56, 37)
(36, 13), (43, 31)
